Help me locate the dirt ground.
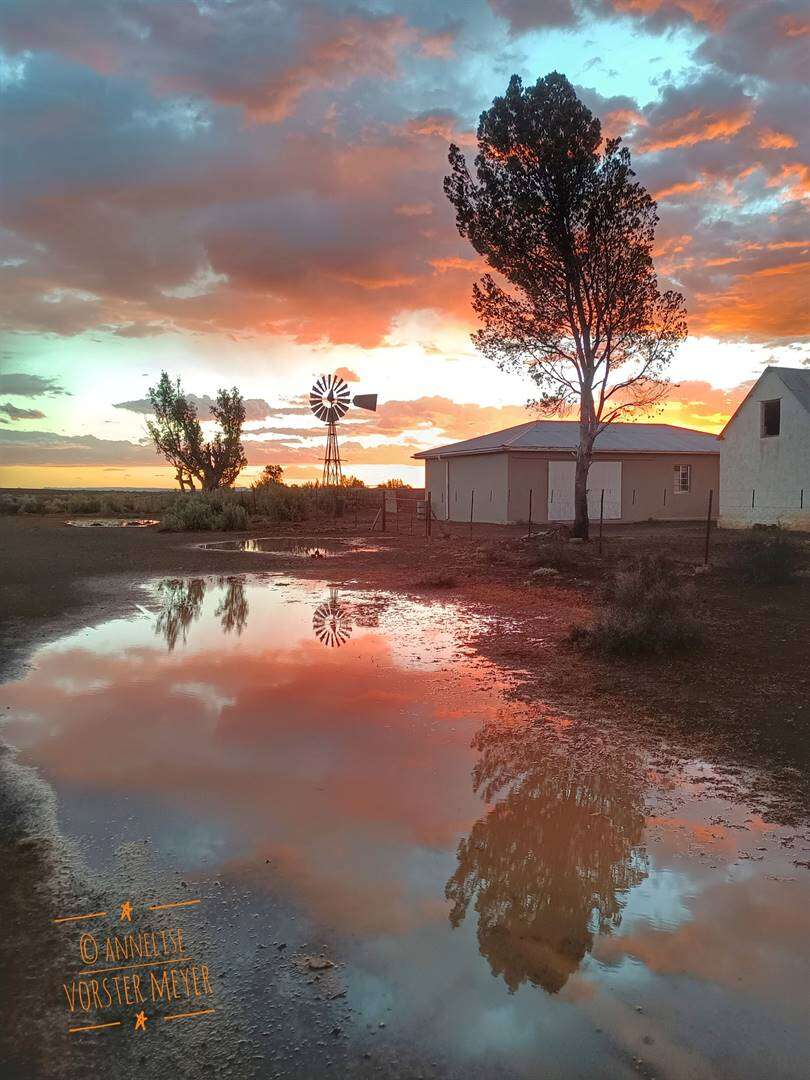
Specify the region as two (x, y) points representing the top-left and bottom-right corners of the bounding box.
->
(2, 513), (809, 822)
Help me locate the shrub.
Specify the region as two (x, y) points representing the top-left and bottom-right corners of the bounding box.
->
(571, 555), (703, 656)
(219, 502), (250, 531)
(728, 527), (804, 585)
(66, 493), (102, 514)
(252, 484), (310, 523)
(160, 493), (250, 531)
(533, 537), (578, 571)
(413, 572), (458, 588)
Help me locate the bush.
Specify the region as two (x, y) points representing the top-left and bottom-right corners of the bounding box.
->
(252, 484), (311, 522)
(159, 493), (249, 531)
(571, 555), (703, 657)
(728, 527), (804, 585)
(219, 502), (249, 531)
(66, 493), (103, 514)
(413, 572), (458, 588)
(533, 537), (578, 571)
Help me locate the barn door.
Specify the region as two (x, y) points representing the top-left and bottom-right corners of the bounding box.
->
(548, 461), (575, 521)
(547, 460), (622, 521)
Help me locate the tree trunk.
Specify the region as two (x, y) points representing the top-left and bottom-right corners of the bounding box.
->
(573, 443), (590, 539)
(573, 393), (595, 540)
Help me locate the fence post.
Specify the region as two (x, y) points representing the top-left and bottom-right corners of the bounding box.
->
(704, 488), (713, 566)
(469, 490), (474, 538)
(426, 491), (431, 539)
(381, 488), (386, 533)
(599, 489), (605, 555)
(527, 488), (533, 540)
(752, 488), (756, 509)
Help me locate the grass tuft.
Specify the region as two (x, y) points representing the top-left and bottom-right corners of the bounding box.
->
(571, 554), (703, 657)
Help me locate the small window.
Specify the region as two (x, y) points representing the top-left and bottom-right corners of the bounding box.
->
(674, 464), (691, 494)
(761, 399), (781, 437)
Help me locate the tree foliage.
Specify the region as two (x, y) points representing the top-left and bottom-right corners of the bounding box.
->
(146, 372), (247, 491)
(444, 72), (687, 536)
(251, 463), (285, 488)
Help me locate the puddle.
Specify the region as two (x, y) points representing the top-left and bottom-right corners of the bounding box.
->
(65, 518), (159, 528)
(2, 575), (810, 1079)
(201, 536), (381, 557)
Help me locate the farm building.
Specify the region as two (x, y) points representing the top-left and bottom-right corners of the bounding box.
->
(719, 366), (810, 530)
(414, 420), (719, 525)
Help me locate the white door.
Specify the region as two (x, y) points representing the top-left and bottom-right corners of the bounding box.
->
(547, 461), (622, 521)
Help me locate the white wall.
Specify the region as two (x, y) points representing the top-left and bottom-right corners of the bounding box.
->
(720, 369), (810, 530)
(423, 453), (509, 523)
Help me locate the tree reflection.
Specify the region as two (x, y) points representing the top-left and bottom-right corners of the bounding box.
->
(154, 577), (248, 650)
(446, 718), (648, 994)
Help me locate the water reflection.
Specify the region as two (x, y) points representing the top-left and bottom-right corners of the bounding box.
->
(312, 590), (353, 648)
(446, 718), (648, 994)
(155, 577), (248, 650)
(203, 537), (380, 557)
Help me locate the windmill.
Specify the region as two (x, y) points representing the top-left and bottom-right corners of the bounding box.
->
(312, 590), (352, 648)
(309, 373), (377, 487)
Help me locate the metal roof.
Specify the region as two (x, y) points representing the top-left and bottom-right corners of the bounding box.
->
(413, 419), (720, 459)
(775, 367), (810, 415)
(719, 366), (810, 437)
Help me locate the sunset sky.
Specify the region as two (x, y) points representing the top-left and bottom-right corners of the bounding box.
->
(1, 0), (808, 488)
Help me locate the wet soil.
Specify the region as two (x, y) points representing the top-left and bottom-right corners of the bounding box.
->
(1, 515), (810, 1080)
(2, 514), (809, 820)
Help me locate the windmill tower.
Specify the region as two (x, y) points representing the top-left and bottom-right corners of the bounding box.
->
(309, 373), (377, 487)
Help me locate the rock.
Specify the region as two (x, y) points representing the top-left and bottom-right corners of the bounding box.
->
(305, 956), (335, 971)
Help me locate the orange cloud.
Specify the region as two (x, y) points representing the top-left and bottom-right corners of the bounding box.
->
(757, 129), (798, 150)
(429, 256), (485, 273)
(654, 179), (703, 201)
(636, 105), (752, 153)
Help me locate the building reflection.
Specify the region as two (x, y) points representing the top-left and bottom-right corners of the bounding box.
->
(154, 577), (249, 650)
(446, 718), (648, 994)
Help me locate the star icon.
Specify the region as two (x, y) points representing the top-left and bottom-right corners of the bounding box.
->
(134, 1010), (148, 1033)
(120, 900), (133, 922)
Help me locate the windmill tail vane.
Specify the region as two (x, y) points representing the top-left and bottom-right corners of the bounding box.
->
(309, 373), (377, 487)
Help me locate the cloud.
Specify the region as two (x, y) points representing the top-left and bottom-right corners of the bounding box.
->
(113, 394), (275, 421)
(0, 372), (69, 397)
(0, 0), (807, 355)
(0, 3), (427, 124)
(0, 429), (158, 466)
(0, 402), (46, 420)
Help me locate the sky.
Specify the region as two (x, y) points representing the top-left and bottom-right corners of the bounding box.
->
(0, 0), (808, 489)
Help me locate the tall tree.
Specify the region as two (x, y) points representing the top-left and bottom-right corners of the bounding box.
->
(146, 372), (247, 491)
(445, 72), (687, 538)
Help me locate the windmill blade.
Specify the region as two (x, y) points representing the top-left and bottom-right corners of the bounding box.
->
(353, 393), (377, 412)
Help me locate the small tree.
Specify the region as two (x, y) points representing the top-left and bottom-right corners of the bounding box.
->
(146, 372), (247, 491)
(445, 72), (687, 538)
(251, 464), (284, 489)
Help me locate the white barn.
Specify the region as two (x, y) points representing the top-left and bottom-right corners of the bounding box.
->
(414, 420), (719, 525)
(719, 366), (810, 530)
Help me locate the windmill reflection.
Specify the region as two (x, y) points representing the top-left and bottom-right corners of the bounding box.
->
(154, 577), (249, 650)
(313, 590), (352, 648)
(446, 718), (648, 995)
